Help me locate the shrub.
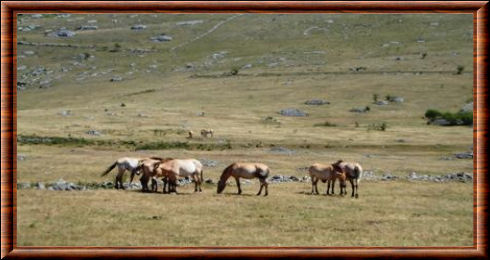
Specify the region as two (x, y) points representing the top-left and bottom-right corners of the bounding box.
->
(367, 122), (387, 131)
(372, 94), (378, 103)
(425, 109), (442, 120)
(456, 65), (464, 75)
(314, 121), (337, 127)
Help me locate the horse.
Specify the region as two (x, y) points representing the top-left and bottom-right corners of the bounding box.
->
(200, 129), (214, 138)
(217, 162), (270, 196)
(332, 160), (363, 198)
(150, 159), (203, 194)
(187, 130), (194, 139)
(308, 163), (345, 195)
(101, 157), (147, 189)
(132, 157), (173, 192)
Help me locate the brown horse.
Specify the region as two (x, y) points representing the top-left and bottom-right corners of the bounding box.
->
(132, 157), (173, 192)
(101, 157), (163, 189)
(149, 159), (203, 194)
(308, 163), (345, 195)
(332, 160), (363, 198)
(217, 162), (270, 196)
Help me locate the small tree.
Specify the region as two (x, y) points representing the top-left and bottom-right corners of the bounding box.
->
(456, 65), (465, 75)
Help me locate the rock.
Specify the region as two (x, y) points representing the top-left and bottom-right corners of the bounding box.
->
(430, 22), (439, 27)
(375, 100), (389, 105)
(77, 25), (98, 30)
(389, 96), (404, 103)
(23, 50), (35, 56)
(349, 66), (367, 72)
(279, 108), (308, 117)
(150, 34), (172, 42)
(18, 182), (31, 189)
(131, 24), (147, 30)
(110, 76), (123, 82)
(301, 176), (311, 182)
(39, 79), (52, 89)
(86, 130), (101, 136)
(31, 66), (47, 76)
(87, 20), (97, 24)
(18, 65), (27, 71)
(48, 29), (76, 38)
(269, 147), (295, 155)
(431, 119), (451, 126)
(77, 53), (92, 60)
(35, 182), (46, 190)
(305, 99), (330, 105)
(31, 14), (43, 18)
(17, 154), (26, 161)
(176, 20), (203, 26)
(241, 180), (252, 185)
(381, 173), (397, 181)
(289, 176), (300, 182)
(454, 151), (473, 159)
(101, 181), (114, 189)
(59, 110), (71, 116)
(461, 102), (473, 113)
(350, 106), (370, 113)
(199, 159), (218, 167)
(241, 64), (252, 70)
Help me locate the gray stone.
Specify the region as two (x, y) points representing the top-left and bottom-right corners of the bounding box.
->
(350, 106), (370, 113)
(454, 151), (473, 159)
(279, 108), (308, 117)
(431, 119), (451, 126)
(289, 176), (300, 182)
(269, 147), (295, 155)
(77, 25), (98, 30)
(86, 130), (101, 136)
(176, 20), (203, 26)
(389, 96), (404, 103)
(150, 34), (173, 42)
(110, 76), (123, 82)
(17, 154), (26, 161)
(199, 159), (218, 167)
(375, 100), (389, 105)
(18, 182), (31, 189)
(305, 99), (330, 105)
(461, 102), (473, 113)
(131, 24), (147, 30)
(49, 29), (76, 38)
(23, 50), (35, 56)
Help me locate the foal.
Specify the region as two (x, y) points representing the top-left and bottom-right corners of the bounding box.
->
(308, 163), (344, 195)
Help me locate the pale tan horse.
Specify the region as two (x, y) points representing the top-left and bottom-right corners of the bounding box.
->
(151, 159), (203, 194)
(101, 157), (162, 189)
(200, 129), (214, 138)
(308, 163), (345, 195)
(332, 160), (363, 198)
(217, 162), (270, 196)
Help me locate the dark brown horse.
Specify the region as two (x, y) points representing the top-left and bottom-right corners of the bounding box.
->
(332, 160), (363, 198)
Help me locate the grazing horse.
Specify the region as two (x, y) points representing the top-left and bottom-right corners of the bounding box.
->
(332, 160), (363, 198)
(101, 157), (144, 189)
(151, 159), (204, 194)
(217, 163), (270, 196)
(308, 163), (345, 195)
(187, 130), (194, 139)
(200, 129), (214, 138)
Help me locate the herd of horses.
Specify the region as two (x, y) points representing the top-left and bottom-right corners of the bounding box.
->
(101, 156), (363, 198)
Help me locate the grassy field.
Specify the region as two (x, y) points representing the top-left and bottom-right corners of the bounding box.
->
(16, 13), (473, 246)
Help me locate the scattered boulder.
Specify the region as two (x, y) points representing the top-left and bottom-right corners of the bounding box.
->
(17, 182), (31, 189)
(269, 147), (295, 155)
(59, 110), (71, 116)
(17, 154), (26, 161)
(23, 50), (35, 56)
(387, 96), (404, 103)
(131, 24), (147, 30)
(150, 34), (173, 42)
(77, 25), (98, 30)
(279, 108), (308, 117)
(48, 29), (76, 38)
(110, 76), (123, 82)
(375, 100), (389, 106)
(305, 99), (330, 105)
(349, 66), (367, 72)
(176, 20), (204, 26)
(35, 182), (45, 190)
(430, 119), (451, 126)
(86, 130), (101, 136)
(268, 175), (302, 183)
(350, 106), (370, 113)
(454, 151), (473, 159)
(199, 158), (218, 167)
(461, 102), (473, 113)
(381, 173), (398, 181)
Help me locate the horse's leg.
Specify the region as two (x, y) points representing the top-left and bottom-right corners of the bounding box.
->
(264, 181), (268, 196)
(198, 170), (203, 192)
(193, 174), (198, 192)
(354, 179), (359, 198)
(311, 176), (316, 194)
(256, 179), (264, 196)
(235, 177), (242, 195)
(313, 178), (319, 195)
(162, 177), (168, 194)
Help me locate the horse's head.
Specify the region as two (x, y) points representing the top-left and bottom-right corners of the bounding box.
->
(217, 179), (226, 194)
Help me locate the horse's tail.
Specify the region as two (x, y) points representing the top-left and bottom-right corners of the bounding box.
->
(101, 161), (117, 177)
(355, 166), (363, 184)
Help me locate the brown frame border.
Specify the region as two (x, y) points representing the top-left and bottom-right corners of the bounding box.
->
(1, 1), (488, 259)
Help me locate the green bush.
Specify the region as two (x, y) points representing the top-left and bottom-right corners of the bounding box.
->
(425, 109), (473, 126)
(425, 109), (442, 120)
